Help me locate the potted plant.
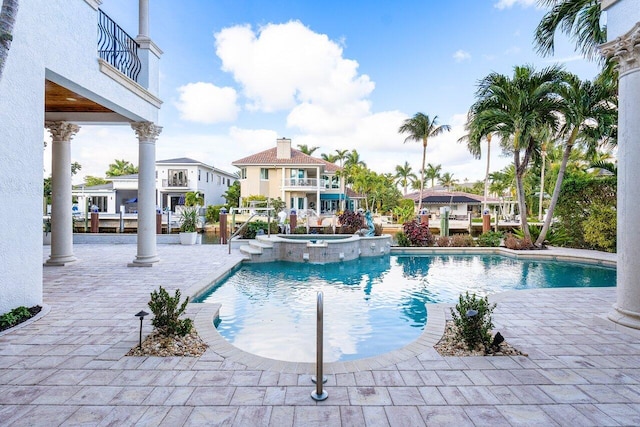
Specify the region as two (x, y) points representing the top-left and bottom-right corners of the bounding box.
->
(179, 206), (200, 245)
(43, 216), (51, 245)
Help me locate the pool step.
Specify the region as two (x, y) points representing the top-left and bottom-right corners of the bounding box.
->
(239, 238), (275, 261)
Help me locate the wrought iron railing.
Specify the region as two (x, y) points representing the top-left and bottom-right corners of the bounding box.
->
(161, 179), (190, 188)
(284, 178), (327, 188)
(98, 9), (141, 82)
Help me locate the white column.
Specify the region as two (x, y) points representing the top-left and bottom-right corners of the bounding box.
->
(601, 21), (640, 329)
(138, 0), (149, 39)
(130, 122), (162, 267)
(45, 122), (80, 266)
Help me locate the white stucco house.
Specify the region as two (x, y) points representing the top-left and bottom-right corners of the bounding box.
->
(0, 0), (162, 315)
(71, 158), (237, 213)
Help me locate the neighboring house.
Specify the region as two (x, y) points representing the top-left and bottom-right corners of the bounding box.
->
(72, 159), (237, 213)
(405, 190), (500, 219)
(232, 138), (359, 213)
(156, 158), (236, 210)
(0, 0), (162, 314)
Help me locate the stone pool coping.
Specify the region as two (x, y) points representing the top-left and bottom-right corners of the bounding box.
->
(189, 245), (616, 374)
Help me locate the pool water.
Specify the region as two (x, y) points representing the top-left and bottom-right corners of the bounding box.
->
(195, 255), (615, 362)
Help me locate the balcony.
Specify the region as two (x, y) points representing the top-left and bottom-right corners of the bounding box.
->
(162, 179), (190, 188)
(98, 9), (141, 82)
(283, 178), (328, 190)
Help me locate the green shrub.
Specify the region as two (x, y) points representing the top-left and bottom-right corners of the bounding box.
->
(148, 286), (193, 337)
(293, 225), (307, 234)
(437, 236), (450, 247)
(504, 233), (533, 250)
(451, 234), (475, 247)
(583, 202), (616, 252)
(0, 306), (37, 330)
(205, 205), (226, 223)
(338, 210), (364, 234)
(240, 220), (278, 239)
(450, 292), (496, 351)
(513, 224), (571, 246)
(476, 231), (503, 247)
(395, 231), (411, 247)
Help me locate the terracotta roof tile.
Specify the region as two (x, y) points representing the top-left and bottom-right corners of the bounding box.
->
(232, 147), (340, 172)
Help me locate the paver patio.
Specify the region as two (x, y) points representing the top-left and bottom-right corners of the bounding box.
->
(0, 244), (638, 426)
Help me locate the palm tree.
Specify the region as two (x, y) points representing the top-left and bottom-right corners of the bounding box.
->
(344, 150), (366, 168)
(536, 73), (617, 246)
(297, 144), (319, 156)
(333, 149), (350, 211)
(438, 172), (457, 191)
(534, 0), (605, 62)
(398, 113), (451, 211)
(459, 131), (493, 212)
(0, 0), (19, 83)
(394, 161), (417, 195)
(106, 159), (138, 177)
(424, 163), (442, 189)
(321, 153), (339, 163)
(466, 65), (564, 243)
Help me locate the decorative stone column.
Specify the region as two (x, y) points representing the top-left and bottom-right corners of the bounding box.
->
(601, 18), (640, 329)
(45, 121), (80, 266)
(130, 122), (162, 267)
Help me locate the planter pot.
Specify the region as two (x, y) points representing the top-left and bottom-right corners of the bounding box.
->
(43, 232), (51, 245)
(180, 232), (198, 245)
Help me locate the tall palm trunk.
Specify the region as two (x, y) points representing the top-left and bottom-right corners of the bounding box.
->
(418, 139), (427, 212)
(0, 0), (19, 83)
(536, 127), (578, 246)
(483, 135), (492, 212)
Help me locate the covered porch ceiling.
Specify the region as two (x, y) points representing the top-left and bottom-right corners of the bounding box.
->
(44, 80), (132, 124)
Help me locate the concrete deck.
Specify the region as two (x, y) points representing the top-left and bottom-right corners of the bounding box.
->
(1, 244), (638, 426)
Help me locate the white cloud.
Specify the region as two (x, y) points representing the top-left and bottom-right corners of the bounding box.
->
(214, 20), (374, 115)
(504, 46), (522, 55)
(494, 0), (537, 10)
(453, 50), (471, 63)
(175, 82), (239, 124)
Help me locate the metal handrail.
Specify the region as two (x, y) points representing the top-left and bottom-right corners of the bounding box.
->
(98, 9), (141, 82)
(311, 291), (328, 401)
(227, 212), (258, 254)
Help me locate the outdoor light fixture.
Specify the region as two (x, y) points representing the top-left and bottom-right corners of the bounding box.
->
(135, 310), (149, 349)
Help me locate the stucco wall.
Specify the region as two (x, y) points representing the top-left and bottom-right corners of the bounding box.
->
(0, 0), (161, 314)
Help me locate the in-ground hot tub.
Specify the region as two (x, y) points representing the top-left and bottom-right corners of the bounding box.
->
(249, 234), (391, 263)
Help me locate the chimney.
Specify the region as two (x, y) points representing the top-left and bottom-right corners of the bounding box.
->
(276, 138), (292, 159)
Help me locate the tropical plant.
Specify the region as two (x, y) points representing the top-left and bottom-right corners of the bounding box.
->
(536, 74), (617, 246)
(393, 199), (415, 223)
(179, 206), (199, 232)
(148, 286), (193, 337)
(184, 191), (204, 207)
(0, 0), (19, 83)
(466, 64), (565, 243)
(321, 152), (339, 163)
(438, 172), (458, 191)
(395, 231), (411, 247)
(424, 163), (442, 189)
(344, 149), (366, 168)
(240, 220), (278, 239)
(84, 176), (108, 187)
(513, 224), (571, 246)
(450, 292), (496, 351)
(534, 0), (605, 62)
(399, 113), (451, 211)
(106, 159), (138, 177)
(223, 181), (240, 208)
(394, 161), (417, 195)
(338, 210), (364, 234)
(297, 144), (319, 156)
(402, 219), (435, 247)
(477, 231), (503, 247)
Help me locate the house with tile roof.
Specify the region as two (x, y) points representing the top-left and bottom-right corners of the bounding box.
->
(71, 158), (237, 214)
(404, 190), (501, 219)
(232, 138), (358, 214)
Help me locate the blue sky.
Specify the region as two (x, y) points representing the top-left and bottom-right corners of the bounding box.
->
(50, 0), (601, 184)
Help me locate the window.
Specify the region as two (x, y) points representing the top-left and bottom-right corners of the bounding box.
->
(167, 169), (188, 187)
(240, 168), (247, 179)
(198, 170), (201, 181)
(206, 172), (209, 183)
(260, 168), (269, 180)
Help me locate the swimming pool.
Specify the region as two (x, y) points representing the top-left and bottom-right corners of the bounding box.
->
(195, 254), (615, 362)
